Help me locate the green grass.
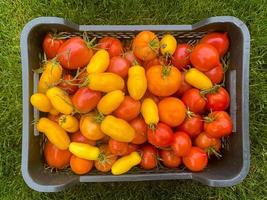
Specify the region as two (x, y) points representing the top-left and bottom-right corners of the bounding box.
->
(0, 0), (267, 199)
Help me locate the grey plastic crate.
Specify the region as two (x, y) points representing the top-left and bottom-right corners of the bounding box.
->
(21, 16), (250, 192)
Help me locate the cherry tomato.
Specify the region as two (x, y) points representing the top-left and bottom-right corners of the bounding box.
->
(171, 43), (193, 70)
(204, 62), (224, 84)
(160, 150), (181, 168)
(200, 32), (229, 56)
(43, 33), (64, 59)
(57, 37), (93, 69)
(124, 51), (142, 66)
(95, 144), (117, 172)
(182, 88), (206, 114)
(99, 37), (123, 57)
(147, 123), (174, 148)
(70, 131), (96, 146)
(140, 144), (158, 169)
(72, 87), (101, 113)
(177, 114), (203, 138)
(204, 111), (233, 138)
(126, 143), (139, 155)
(175, 72), (192, 96)
(44, 141), (71, 169)
(158, 97), (186, 127)
(107, 56), (130, 78)
(130, 117), (147, 145)
(70, 155), (93, 175)
(194, 132), (221, 153)
(182, 147), (208, 172)
(113, 96), (141, 121)
(58, 74), (78, 95)
(108, 139), (129, 156)
(171, 131), (192, 157)
(206, 87), (230, 111)
(190, 43), (220, 72)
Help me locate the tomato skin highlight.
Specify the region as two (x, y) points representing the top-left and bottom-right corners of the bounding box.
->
(182, 147), (208, 172)
(171, 131), (192, 157)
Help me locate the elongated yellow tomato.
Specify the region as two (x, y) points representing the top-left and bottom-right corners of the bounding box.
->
(127, 65), (147, 100)
(46, 87), (73, 115)
(101, 115), (135, 142)
(185, 68), (213, 90)
(160, 34), (177, 56)
(87, 72), (125, 92)
(30, 93), (52, 112)
(59, 115), (79, 133)
(38, 60), (63, 93)
(97, 90), (125, 115)
(37, 118), (70, 150)
(141, 98), (159, 127)
(87, 49), (110, 74)
(69, 142), (100, 160)
(111, 152), (141, 175)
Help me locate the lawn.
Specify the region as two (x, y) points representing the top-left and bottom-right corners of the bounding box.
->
(0, 0), (267, 199)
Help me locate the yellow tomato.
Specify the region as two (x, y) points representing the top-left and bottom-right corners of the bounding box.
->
(59, 115), (79, 133)
(185, 68), (213, 90)
(30, 93), (52, 112)
(87, 49), (110, 74)
(160, 34), (177, 56)
(127, 65), (147, 100)
(141, 98), (159, 128)
(69, 142), (100, 160)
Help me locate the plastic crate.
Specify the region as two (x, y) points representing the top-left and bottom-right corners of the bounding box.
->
(21, 16), (250, 192)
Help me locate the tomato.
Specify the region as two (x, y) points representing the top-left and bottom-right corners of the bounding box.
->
(206, 87), (230, 111)
(143, 57), (161, 70)
(126, 143), (139, 155)
(175, 72), (192, 96)
(190, 43), (219, 72)
(95, 144), (117, 172)
(182, 89), (206, 114)
(147, 123), (174, 148)
(171, 131), (192, 157)
(72, 87), (101, 113)
(142, 91), (160, 104)
(194, 132), (221, 153)
(140, 144), (158, 169)
(108, 139), (129, 156)
(87, 49), (110, 74)
(200, 32), (229, 56)
(185, 68), (213, 90)
(113, 96), (141, 121)
(160, 34), (177, 56)
(57, 37), (93, 69)
(141, 98), (159, 128)
(182, 147), (208, 172)
(160, 150), (181, 168)
(70, 131), (96, 146)
(146, 65), (181, 97)
(204, 111), (233, 138)
(59, 114), (79, 133)
(69, 142), (100, 160)
(130, 117), (147, 145)
(107, 56), (130, 78)
(204, 62), (224, 84)
(58, 74), (78, 95)
(132, 31), (159, 61)
(47, 113), (60, 123)
(124, 51), (142, 66)
(42, 33), (64, 59)
(171, 43), (193, 70)
(177, 114), (203, 138)
(98, 37), (123, 57)
(30, 93), (53, 112)
(44, 141), (71, 169)
(70, 155), (93, 175)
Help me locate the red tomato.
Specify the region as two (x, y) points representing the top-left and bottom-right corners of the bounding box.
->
(194, 132), (221, 153)
(95, 144), (117, 172)
(206, 87), (230, 111)
(43, 33), (64, 59)
(182, 147), (208, 172)
(57, 37), (93, 69)
(124, 51), (142, 66)
(98, 37), (123, 57)
(44, 141), (71, 169)
(126, 143), (139, 155)
(147, 123), (174, 148)
(200, 32), (229, 56)
(108, 139), (129, 156)
(160, 150), (181, 168)
(204, 111), (233, 138)
(70, 131), (96, 146)
(175, 72), (192, 96)
(182, 89), (206, 114)
(130, 117), (147, 145)
(140, 144), (158, 169)
(171, 43), (193, 70)
(171, 131), (192, 157)
(113, 96), (141, 121)
(72, 87), (101, 113)
(58, 74), (78, 95)
(107, 56), (130, 78)
(190, 43), (220, 72)
(177, 114), (203, 138)
(204, 62), (224, 84)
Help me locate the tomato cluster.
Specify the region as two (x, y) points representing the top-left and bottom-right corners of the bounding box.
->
(31, 31), (232, 175)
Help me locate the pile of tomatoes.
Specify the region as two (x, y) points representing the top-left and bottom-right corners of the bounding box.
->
(30, 31), (232, 175)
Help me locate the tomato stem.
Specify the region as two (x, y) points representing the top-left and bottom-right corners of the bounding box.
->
(94, 110), (105, 124)
(161, 65), (172, 79)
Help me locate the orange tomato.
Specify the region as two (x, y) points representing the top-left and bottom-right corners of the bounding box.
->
(70, 131), (96, 146)
(146, 65), (181, 96)
(158, 97), (186, 127)
(108, 139), (129, 156)
(95, 144), (117, 172)
(130, 117), (147, 144)
(70, 155), (94, 175)
(132, 31), (159, 61)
